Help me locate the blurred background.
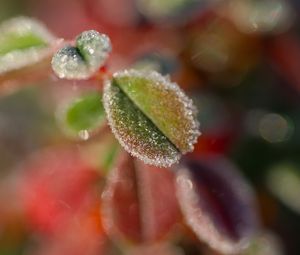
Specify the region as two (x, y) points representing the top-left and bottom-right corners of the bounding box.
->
(1, 0), (300, 254)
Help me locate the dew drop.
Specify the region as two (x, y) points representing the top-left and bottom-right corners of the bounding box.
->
(78, 130), (90, 140)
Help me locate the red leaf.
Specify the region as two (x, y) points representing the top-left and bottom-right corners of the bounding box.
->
(101, 152), (181, 245)
(176, 155), (259, 254)
(19, 146), (100, 235)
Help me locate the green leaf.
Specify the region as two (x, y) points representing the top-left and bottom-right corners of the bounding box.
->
(58, 92), (106, 139)
(103, 69), (200, 167)
(0, 17), (55, 74)
(103, 80), (180, 167)
(113, 70), (199, 153)
(0, 32), (47, 56)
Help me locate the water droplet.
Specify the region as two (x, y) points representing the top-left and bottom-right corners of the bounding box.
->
(78, 130), (90, 140)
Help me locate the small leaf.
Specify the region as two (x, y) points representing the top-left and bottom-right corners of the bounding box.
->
(175, 156), (259, 254)
(51, 30), (111, 80)
(0, 16), (55, 75)
(101, 152), (181, 245)
(57, 92), (106, 140)
(103, 69), (200, 167)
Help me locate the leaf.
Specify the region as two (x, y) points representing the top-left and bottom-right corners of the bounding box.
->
(19, 146), (99, 235)
(103, 69), (200, 167)
(0, 16), (56, 75)
(101, 152), (181, 245)
(51, 30), (111, 80)
(175, 155), (259, 254)
(57, 92), (106, 140)
(33, 197), (108, 255)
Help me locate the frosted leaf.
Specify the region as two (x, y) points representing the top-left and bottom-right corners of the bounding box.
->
(51, 30), (111, 80)
(0, 16), (56, 74)
(101, 152), (180, 245)
(103, 69), (200, 167)
(56, 92), (106, 140)
(175, 156), (259, 254)
(103, 78), (180, 167)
